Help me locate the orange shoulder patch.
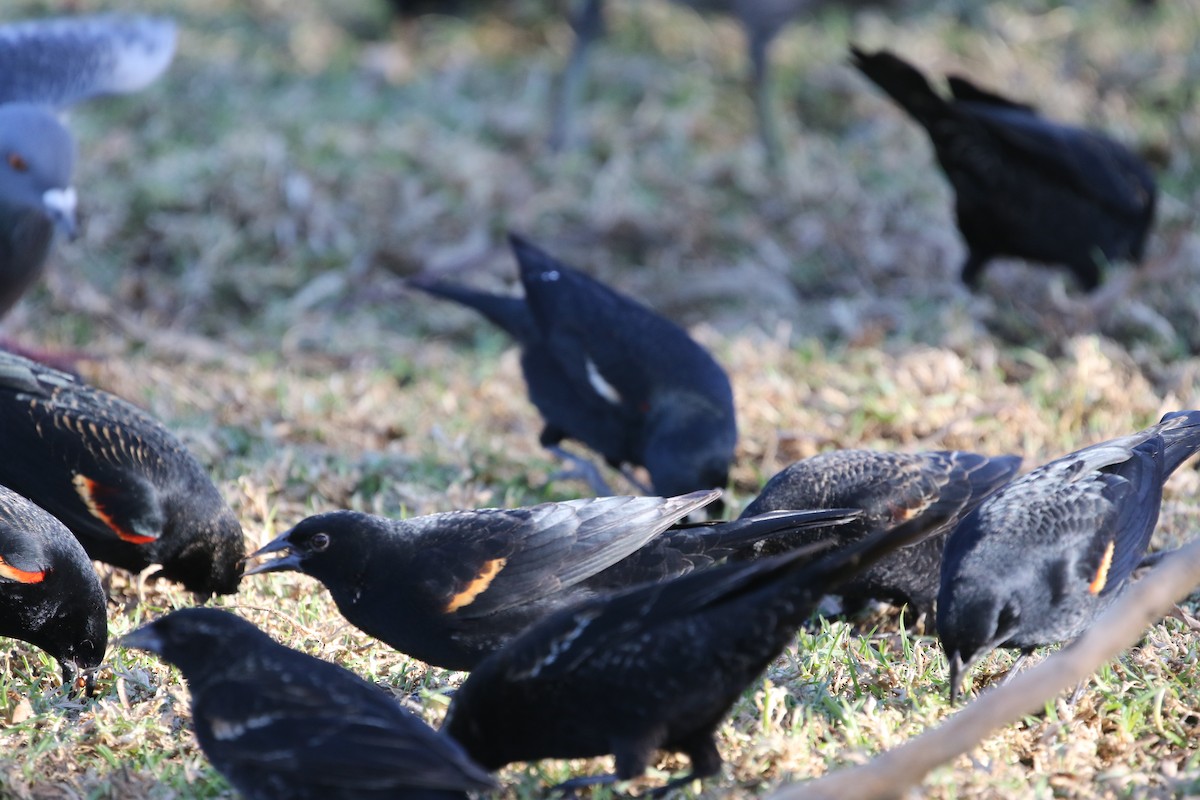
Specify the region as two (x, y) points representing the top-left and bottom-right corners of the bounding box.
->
(444, 557), (508, 613)
(1088, 540), (1116, 595)
(72, 473), (156, 545)
(0, 556), (45, 583)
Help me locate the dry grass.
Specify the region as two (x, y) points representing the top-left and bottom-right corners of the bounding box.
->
(2, 0), (1200, 796)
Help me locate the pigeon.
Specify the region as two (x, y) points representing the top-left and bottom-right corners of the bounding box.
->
(0, 14), (176, 318)
(120, 609), (498, 800)
(850, 46), (1157, 291)
(938, 411), (1200, 701)
(409, 233), (737, 501)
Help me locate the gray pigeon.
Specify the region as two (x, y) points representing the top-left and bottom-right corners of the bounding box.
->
(0, 14), (176, 318)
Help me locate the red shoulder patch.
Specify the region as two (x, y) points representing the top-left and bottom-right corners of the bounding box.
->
(72, 473), (157, 545)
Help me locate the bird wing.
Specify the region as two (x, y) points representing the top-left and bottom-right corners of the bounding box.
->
(193, 676), (495, 792)
(415, 492), (717, 620)
(0, 355), (169, 544)
(959, 101), (1155, 219)
(0, 14), (176, 108)
(1085, 438), (1167, 596)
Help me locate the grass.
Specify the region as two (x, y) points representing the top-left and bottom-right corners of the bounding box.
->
(2, 0), (1200, 796)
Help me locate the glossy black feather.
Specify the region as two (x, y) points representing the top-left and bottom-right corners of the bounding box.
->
(850, 46), (1157, 291)
(0, 484), (105, 687)
(738, 449), (1021, 620)
(247, 490), (858, 670)
(120, 609), (497, 800)
(442, 509), (941, 788)
(409, 233), (736, 497)
(0, 350), (245, 595)
(938, 411), (1200, 699)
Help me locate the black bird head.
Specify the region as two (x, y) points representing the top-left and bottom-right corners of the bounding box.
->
(938, 591), (1021, 704)
(245, 511), (371, 588)
(154, 502), (246, 597)
(642, 393), (736, 499)
(119, 607), (254, 681)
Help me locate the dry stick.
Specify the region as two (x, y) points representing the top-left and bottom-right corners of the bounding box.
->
(770, 537), (1200, 800)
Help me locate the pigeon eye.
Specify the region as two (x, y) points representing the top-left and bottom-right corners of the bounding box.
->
(309, 533), (330, 552)
(7, 153), (28, 172)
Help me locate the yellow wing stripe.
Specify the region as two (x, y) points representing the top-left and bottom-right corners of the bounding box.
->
(1088, 540), (1116, 595)
(444, 557), (508, 613)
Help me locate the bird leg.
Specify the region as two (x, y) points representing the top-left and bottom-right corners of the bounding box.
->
(546, 445), (614, 495)
(998, 651), (1030, 687)
(550, 0), (605, 150)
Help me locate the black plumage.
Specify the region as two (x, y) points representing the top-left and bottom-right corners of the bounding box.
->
(441, 507), (940, 791)
(738, 449), (1021, 621)
(409, 233), (737, 499)
(0, 350), (245, 596)
(119, 608), (497, 800)
(938, 411), (1200, 701)
(850, 46), (1157, 291)
(246, 489), (858, 670)
(0, 483), (106, 690)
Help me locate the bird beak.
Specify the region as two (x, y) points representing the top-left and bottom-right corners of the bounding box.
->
(243, 534), (301, 576)
(948, 651), (966, 705)
(43, 186), (78, 239)
(117, 624), (163, 654)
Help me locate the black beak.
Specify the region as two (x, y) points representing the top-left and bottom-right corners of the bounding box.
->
(117, 624), (164, 655)
(948, 651), (966, 705)
(243, 534), (302, 576)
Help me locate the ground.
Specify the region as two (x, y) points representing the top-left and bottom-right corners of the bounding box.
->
(2, 0), (1200, 797)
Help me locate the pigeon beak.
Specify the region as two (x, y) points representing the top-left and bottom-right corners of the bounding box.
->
(117, 624), (163, 655)
(243, 534), (302, 576)
(43, 186), (78, 239)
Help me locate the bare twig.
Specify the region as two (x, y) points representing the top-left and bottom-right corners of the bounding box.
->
(770, 538), (1200, 800)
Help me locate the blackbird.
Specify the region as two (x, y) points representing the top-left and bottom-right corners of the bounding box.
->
(410, 233), (737, 500)
(0, 350), (245, 595)
(247, 489), (859, 670)
(442, 504), (940, 792)
(739, 448), (1021, 621)
(0, 483), (105, 691)
(939, 411), (1200, 701)
(850, 46), (1157, 291)
(120, 608), (497, 800)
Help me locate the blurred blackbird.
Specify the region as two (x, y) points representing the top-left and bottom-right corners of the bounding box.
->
(120, 608), (497, 800)
(0, 350), (245, 595)
(409, 233), (737, 500)
(738, 449), (1021, 621)
(247, 489), (859, 670)
(850, 46), (1157, 291)
(441, 501), (940, 791)
(0, 15), (176, 320)
(0, 483), (105, 691)
(939, 411), (1200, 702)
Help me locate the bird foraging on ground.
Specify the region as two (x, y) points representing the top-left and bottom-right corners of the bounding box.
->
(247, 489), (859, 670)
(938, 411), (1200, 702)
(849, 46), (1157, 291)
(0, 14), (176, 320)
(119, 608), (497, 800)
(441, 502), (942, 793)
(409, 233), (737, 500)
(0, 484), (106, 692)
(0, 350), (245, 596)
(738, 448), (1021, 622)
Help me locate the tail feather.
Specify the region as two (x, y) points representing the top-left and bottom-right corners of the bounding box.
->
(407, 277), (539, 344)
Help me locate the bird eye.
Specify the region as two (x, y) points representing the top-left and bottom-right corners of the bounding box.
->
(310, 532), (330, 552)
(7, 153), (28, 172)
